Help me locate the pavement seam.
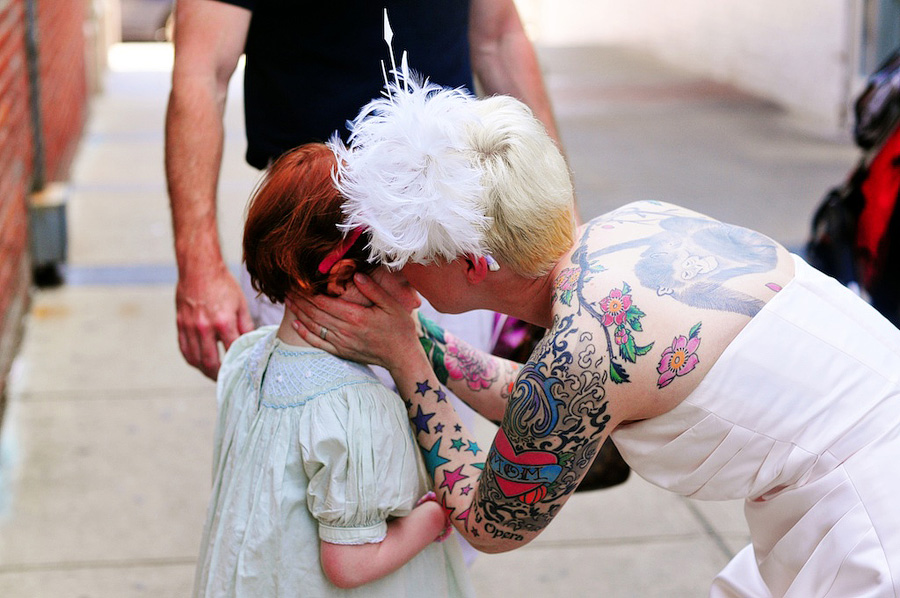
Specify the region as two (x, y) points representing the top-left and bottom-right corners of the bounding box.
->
(0, 556), (196, 574)
(681, 498), (737, 560)
(11, 387), (213, 403)
(524, 531), (743, 550)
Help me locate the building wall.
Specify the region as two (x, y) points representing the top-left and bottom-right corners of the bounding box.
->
(518, 0), (859, 131)
(0, 0), (89, 417)
(0, 0), (35, 410)
(34, 0), (88, 182)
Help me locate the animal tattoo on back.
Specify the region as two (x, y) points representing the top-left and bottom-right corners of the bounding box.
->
(588, 210), (778, 317)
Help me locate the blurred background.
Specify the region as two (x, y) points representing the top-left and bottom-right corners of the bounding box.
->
(0, 1), (897, 596)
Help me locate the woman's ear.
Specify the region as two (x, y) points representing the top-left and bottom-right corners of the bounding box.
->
(464, 255), (491, 284)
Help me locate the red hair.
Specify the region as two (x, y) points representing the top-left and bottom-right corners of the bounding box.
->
(243, 143), (374, 303)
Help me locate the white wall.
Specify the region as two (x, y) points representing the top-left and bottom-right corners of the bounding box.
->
(517, 0), (860, 131)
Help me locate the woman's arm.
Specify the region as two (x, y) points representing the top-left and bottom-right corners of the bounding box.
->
(292, 274), (614, 553)
(383, 338), (611, 553)
(416, 312), (522, 423)
(320, 500), (448, 589)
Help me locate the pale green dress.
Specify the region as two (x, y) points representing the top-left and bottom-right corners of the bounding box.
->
(193, 326), (474, 597)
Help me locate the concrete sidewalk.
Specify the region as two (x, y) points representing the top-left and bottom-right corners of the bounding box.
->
(0, 43), (858, 597)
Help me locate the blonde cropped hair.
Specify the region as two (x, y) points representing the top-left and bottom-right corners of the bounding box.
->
(333, 77), (576, 278)
(465, 96), (576, 277)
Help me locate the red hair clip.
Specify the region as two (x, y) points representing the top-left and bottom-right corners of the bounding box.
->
(317, 227), (366, 274)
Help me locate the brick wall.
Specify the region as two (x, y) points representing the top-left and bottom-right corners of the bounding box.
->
(0, 0), (35, 412)
(34, 0), (87, 182)
(0, 0), (89, 419)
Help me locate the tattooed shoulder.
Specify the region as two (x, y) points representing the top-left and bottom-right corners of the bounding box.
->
(580, 207), (784, 317)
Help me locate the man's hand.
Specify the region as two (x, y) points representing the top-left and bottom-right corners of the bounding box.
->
(175, 266), (253, 379)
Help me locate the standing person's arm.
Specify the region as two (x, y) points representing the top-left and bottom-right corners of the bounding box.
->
(165, 0), (254, 380)
(469, 0), (561, 146)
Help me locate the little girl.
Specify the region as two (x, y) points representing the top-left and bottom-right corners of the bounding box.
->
(192, 143), (475, 597)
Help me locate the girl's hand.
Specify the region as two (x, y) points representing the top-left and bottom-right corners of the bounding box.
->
(289, 272), (423, 373)
(415, 492), (453, 543)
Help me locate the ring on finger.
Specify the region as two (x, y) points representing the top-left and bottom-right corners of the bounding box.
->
(320, 326), (329, 340)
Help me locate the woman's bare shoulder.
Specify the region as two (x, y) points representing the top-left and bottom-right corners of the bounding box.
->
(553, 202), (795, 421)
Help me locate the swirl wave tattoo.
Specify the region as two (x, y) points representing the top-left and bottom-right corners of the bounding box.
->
(506, 362), (565, 439)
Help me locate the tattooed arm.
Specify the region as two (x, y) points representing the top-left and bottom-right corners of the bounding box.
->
(388, 313), (613, 552)
(292, 277), (614, 553)
(416, 313), (522, 423)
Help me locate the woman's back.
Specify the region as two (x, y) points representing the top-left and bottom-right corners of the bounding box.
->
(553, 201), (796, 424)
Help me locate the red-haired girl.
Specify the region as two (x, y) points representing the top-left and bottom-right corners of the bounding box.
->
(192, 143), (474, 598)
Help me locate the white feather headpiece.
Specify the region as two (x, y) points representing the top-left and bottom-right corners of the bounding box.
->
(328, 11), (490, 269)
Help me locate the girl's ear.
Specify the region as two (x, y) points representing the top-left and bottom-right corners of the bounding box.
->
(325, 259), (358, 296)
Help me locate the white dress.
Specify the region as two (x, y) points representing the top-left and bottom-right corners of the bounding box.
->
(193, 327), (475, 598)
(612, 255), (900, 597)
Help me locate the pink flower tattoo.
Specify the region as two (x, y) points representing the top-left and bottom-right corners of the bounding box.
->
(592, 282), (653, 384)
(657, 323), (702, 388)
(553, 267), (580, 306)
(446, 336), (498, 390)
(599, 288), (633, 327)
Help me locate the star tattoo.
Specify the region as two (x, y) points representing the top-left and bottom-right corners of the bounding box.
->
(465, 441), (482, 455)
(421, 438), (451, 479)
(440, 464), (470, 493)
(460, 484), (473, 495)
(439, 492), (453, 517)
(415, 381), (432, 396)
(450, 438), (465, 451)
(411, 405), (435, 435)
(455, 506), (472, 530)
(434, 423), (445, 433)
(435, 388), (447, 402)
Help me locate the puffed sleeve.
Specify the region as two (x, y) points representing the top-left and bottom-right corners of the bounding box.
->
(300, 380), (424, 545)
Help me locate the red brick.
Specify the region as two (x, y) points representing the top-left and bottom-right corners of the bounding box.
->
(0, 0), (88, 412)
(0, 0), (33, 413)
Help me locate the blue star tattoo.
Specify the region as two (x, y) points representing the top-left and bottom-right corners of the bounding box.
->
(421, 438), (451, 479)
(411, 405), (435, 435)
(415, 381), (432, 396)
(434, 423), (445, 433)
(435, 388), (447, 402)
(465, 441), (482, 455)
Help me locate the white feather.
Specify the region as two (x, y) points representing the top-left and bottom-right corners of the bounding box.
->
(329, 74), (490, 269)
